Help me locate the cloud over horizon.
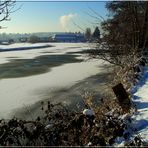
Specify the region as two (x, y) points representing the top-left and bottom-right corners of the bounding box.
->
(60, 13), (77, 31)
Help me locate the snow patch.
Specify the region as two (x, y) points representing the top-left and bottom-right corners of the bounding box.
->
(83, 109), (95, 116)
(114, 137), (125, 147)
(45, 124), (53, 129)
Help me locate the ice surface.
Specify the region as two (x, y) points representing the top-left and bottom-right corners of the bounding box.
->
(0, 43), (106, 118)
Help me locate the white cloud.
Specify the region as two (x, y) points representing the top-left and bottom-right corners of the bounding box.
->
(60, 13), (77, 31)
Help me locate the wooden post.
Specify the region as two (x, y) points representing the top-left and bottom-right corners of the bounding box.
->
(112, 83), (131, 112)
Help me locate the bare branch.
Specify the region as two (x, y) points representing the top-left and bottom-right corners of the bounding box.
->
(71, 20), (85, 32)
(0, 0), (16, 23)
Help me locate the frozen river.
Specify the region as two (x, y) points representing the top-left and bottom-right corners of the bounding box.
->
(0, 43), (109, 119)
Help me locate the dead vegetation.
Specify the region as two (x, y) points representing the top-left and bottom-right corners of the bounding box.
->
(0, 100), (127, 146)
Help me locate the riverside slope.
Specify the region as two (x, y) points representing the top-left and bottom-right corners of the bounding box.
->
(132, 66), (148, 142)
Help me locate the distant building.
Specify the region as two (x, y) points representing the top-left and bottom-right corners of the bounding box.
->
(19, 37), (28, 42)
(52, 33), (86, 42)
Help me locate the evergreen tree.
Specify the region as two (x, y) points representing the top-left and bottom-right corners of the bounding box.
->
(93, 27), (100, 39)
(85, 28), (91, 41)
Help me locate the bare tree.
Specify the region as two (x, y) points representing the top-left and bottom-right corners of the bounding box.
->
(85, 2), (148, 90)
(0, 0), (16, 28)
(89, 1), (148, 67)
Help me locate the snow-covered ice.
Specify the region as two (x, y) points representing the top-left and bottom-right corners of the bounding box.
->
(0, 43), (91, 64)
(0, 43), (106, 119)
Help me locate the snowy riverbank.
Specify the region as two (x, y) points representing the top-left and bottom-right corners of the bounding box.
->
(132, 66), (148, 142)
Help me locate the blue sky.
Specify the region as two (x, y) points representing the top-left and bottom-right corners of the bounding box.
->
(0, 1), (108, 33)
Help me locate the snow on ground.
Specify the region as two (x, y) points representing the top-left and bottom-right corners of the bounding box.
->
(0, 43), (49, 49)
(0, 43), (105, 118)
(83, 109), (95, 116)
(132, 66), (148, 142)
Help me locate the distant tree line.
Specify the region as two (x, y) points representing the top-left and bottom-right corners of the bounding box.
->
(28, 35), (40, 43)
